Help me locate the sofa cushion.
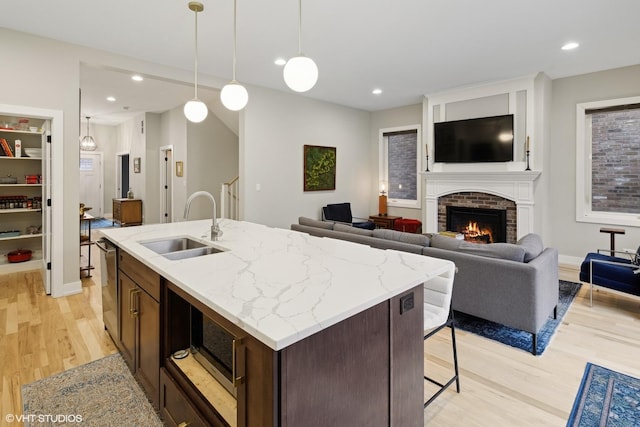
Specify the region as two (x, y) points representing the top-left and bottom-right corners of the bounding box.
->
(430, 234), (464, 250)
(517, 233), (544, 262)
(334, 223), (374, 237)
(431, 234), (525, 262)
(299, 216), (333, 230)
(372, 228), (430, 247)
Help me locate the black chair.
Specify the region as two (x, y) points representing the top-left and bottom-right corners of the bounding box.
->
(579, 246), (640, 306)
(322, 203), (375, 230)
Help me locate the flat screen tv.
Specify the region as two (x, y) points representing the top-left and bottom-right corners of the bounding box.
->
(434, 114), (514, 163)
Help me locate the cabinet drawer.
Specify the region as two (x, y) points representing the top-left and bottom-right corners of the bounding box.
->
(160, 369), (209, 427)
(119, 250), (160, 301)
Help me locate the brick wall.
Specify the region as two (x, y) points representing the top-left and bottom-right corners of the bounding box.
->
(438, 192), (517, 243)
(591, 108), (640, 213)
(387, 133), (417, 200)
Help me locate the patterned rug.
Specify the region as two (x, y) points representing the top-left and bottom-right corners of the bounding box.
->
(567, 363), (640, 427)
(22, 353), (162, 426)
(454, 280), (581, 355)
(90, 217), (119, 229)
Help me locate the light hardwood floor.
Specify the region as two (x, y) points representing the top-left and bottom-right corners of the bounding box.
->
(424, 266), (640, 426)
(1, 258), (639, 426)
(0, 246), (117, 427)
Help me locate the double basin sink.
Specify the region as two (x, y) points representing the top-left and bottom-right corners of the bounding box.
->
(139, 236), (224, 260)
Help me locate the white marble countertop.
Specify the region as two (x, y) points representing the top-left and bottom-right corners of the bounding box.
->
(100, 219), (455, 350)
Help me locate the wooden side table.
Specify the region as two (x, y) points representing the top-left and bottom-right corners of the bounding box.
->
(113, 198), (143, 227)
(369, 215), (402, 229)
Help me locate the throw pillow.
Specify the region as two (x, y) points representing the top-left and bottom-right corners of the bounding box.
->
(299, 216), (333, 230)
(430, 234), (464, 250)
(516, 233), (544, 262)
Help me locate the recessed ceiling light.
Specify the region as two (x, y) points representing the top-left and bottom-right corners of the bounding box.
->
(274, 58), (286, 66)
(131, 74), (144, 82)
(106, 96), (116, 102)
(372, 88), (383, 95)
(561, 42), (579, 51)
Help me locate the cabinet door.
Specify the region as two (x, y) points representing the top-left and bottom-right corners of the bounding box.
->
(119, 273), (137, 372)
(160, 369), (209, 427)
(137, 287), (160, 408)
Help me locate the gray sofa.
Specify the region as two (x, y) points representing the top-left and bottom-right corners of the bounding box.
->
(291, 217), (559, 355)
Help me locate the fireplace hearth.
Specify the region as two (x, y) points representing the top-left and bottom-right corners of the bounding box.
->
(446, 206), (507, 244)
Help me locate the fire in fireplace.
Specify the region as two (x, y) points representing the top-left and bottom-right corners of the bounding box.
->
(446, 206), (507, 244)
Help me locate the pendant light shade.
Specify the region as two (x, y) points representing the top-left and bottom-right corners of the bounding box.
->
(221, 81), (249, 111)
(221, 0), (248, 111)
(284, 0), (318, 92)
(184, 1), (209, 123)
(80, 116), (97, 151)
(283, 55), (318, 92)
(184, 99), (208, 123)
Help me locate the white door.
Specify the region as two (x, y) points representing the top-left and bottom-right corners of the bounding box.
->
(79, 152), (104, 218)
(42, 123), (52, 294)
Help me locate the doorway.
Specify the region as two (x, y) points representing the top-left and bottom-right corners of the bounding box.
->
(160, 146), (173, 223)
(79, 152), (104, 218)
(116, 153), (130, 199)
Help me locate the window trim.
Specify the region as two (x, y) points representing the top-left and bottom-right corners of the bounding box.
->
(379, 125), (422, 209)
(576, 95), (640, 227)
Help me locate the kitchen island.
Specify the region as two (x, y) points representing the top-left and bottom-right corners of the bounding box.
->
(100, 219), (455, 427)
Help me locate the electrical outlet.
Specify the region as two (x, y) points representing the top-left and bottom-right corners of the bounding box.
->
(400, 292), (414, 314)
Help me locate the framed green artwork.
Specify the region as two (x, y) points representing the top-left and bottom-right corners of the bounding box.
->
(303, 145), (336, 191)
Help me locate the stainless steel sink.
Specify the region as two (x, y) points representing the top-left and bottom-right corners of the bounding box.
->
(138, 236), (224, 260)
(162, 246), (224, 260)
(140, 236), (207, 254)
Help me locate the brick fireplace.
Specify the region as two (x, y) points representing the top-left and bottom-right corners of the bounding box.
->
(440, 193), (516, 243)
(423, 171), (541, 240)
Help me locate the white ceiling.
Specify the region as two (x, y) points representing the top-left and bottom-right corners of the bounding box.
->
(2, 0), (639, 125)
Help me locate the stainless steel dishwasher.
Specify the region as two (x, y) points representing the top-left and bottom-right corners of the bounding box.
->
(97, 238), (118, 343)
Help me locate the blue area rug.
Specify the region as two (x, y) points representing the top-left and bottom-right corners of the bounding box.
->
(90, 217), (119, 229)
(567, 363), (640, 427)
(454, 280), (581, 355)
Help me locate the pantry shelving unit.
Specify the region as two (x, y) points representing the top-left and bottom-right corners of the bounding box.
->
(0, 122), (46, 272)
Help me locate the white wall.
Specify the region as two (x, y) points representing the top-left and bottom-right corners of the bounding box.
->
(0, 27), (226, 295)
(241, 86), (372, 229)
(370, 104), (423, 220)
(87, 123), (119, 216)
(549, 64), (640, 263)
(186, 110), (239, 220)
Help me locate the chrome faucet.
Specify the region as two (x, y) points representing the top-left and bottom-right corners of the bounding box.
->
(183, 191), (223, 241)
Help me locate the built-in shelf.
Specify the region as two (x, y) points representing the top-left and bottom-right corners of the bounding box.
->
(0, 256), (42, 268)
(0, 184), (42, 187)
(0, 128), (43, 135)
(0, 208), (42, 214)
(0, 156), (41, 160)
(0, 233), (42, 242)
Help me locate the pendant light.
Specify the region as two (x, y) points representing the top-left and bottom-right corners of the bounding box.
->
(220, 0), (249, 111)
(283, 0), (318, 92)
(79, 116), (97, 151)
(184, 1), (209, 123)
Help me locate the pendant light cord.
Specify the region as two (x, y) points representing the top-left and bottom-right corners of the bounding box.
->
(298, 0), (302, 54)
(86, 116), (90, 136)
(193, 7), (199, 99)
(232, 0), (237, 81)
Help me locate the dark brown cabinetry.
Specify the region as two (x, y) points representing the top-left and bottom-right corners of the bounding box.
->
(160, 368), (209, 427)
(118, 250), (160, 408)
(162, 281), (423, 426)
(113, 198), (142, 226)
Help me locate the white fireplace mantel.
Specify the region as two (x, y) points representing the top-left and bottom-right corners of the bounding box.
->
(422, 171), (541, 239)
